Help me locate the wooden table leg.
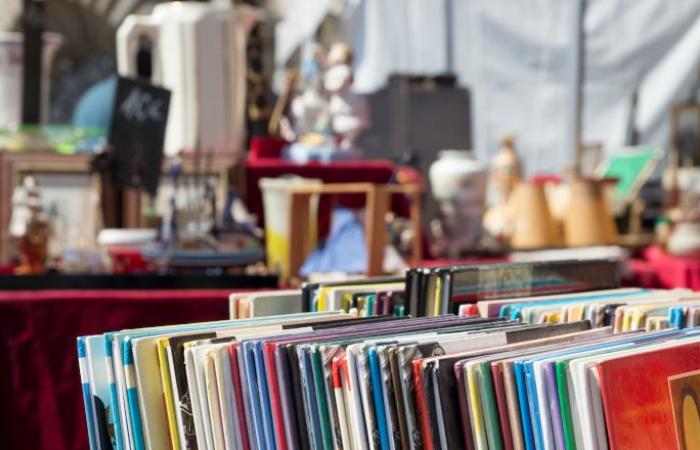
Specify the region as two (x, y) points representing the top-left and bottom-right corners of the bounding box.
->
(365, 185), (389, 276)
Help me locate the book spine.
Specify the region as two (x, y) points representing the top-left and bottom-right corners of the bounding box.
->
(78, 337), (99, 450)
(104, 334), (126, 450)
(369, 348), (390, 450)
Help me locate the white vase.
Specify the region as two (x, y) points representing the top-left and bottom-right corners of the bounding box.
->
(429, 150), (488, 251)
(667, 222), (700, 256)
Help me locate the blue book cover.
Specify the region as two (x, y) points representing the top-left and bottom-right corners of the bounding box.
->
(300, 346), (323, 449)
(367, 345), (390, 450)
(243, 341), (267, 449)
(122, 337), (145, 450)
(514, 361), (536, 450)
(103, 333), (126, 450)
(85, 335), (115, 450)
(78, 337), (98, 450)
(254, 340), (277, 450)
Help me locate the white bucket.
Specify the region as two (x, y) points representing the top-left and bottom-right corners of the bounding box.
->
(259, 176), (322, 278)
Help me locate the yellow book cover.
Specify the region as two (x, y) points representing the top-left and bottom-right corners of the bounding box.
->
(432, 277), (443, 316)
(466, 362), (487, 449)
(157, 338), (180, 450)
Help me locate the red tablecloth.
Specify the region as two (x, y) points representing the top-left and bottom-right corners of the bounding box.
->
(245, 137), (420, 237)
(0, 289), (242, 450)
(246, 158), (401, 231)
(629, 245), (700, 290)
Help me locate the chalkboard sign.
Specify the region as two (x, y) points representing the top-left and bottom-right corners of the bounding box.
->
(108, 76), (171, 196)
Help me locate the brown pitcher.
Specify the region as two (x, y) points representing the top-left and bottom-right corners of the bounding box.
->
(564, 178), (618, 246)
(510, 182), (562, 249)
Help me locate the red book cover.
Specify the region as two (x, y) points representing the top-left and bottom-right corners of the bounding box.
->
(597, 341), (700, 450)
(264, 342), (288, 450)
(454, 360), (476, 450)
(412, 359), (434, 450)
(491, 362), (514, 450)
(227, 342), (251, 450)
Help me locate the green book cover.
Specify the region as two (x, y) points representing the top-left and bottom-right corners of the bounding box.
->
(310, 345), (334, 450)
(555, 361), (577, 450)
(478, 361), (504, 450)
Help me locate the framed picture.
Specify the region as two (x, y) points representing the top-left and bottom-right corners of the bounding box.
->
(672, 103), (700, 166)
(0, 152), (100, 264)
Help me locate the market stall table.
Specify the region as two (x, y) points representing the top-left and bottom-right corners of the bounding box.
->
(0, 283), (276, 450)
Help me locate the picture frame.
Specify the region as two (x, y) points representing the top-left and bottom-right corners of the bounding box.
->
(0, 152), (100, 264)
(672, 103), (700, 167)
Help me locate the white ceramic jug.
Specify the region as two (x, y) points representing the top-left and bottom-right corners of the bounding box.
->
(0, 32), (63, 128)
(117, 1), (261, 156)
(429, 150), (488, 252)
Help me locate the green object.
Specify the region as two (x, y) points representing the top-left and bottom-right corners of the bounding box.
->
(555, 361), (577, 450)
(310, 346), (334, 450)
(0, 124), (105, 154)
(598, 146), (661, 204)
(479, 361), (505, 450)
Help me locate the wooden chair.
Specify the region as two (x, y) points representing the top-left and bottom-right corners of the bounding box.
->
(285, 182), (423, 281)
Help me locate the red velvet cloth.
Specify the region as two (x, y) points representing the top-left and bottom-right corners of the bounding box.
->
(245, 137), (419, 237)
(0, 289), (241, 450)
(629, 245), (700, 290)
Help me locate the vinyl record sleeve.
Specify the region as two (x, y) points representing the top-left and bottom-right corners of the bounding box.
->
(332, 356), (353, 450)
(389, 346), (410, 450)
(369, 345), (393, 449)
(413, 358), (435, 450)
(78, 337), (99, 450)
(594, 337), (700, 450)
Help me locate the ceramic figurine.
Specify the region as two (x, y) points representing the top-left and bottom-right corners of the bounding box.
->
(491, 134), (522, 201)
(483, 134), (522, 242)
(9, 176), (50, 274)
(290, 42), (331, 139)
(324, 42), (370, 156)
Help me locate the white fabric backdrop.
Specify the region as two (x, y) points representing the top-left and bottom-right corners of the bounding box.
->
(275, 0), (700, 175)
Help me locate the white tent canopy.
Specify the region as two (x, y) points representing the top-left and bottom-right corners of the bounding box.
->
(275, 0), (700, 174)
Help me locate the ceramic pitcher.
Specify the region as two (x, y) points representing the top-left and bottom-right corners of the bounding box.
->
(117, 1), (261, 156)
(429, 150), (488, 251)
(0, 31), (62, 127)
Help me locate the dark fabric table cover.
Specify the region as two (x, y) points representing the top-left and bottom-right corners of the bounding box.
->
(0, 289), (238, 450)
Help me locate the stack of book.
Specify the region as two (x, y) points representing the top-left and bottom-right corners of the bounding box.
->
(77, 260), (700, 450)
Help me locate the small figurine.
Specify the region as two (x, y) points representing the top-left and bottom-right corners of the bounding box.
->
(290, 42), (332, 140)
(324, 42), (370, 157)
(491, 134), (522, 202)
(9, 176), (50, 274)
(483, 134), (522, 242)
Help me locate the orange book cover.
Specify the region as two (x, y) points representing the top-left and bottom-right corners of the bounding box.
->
(412, 358), (434, 450)
(597, 341), (700, 450)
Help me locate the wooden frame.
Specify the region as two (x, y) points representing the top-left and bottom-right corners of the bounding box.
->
(672, 103), (700, 166)
(286, 182), (423, 281)
(0, 152), (97, 264)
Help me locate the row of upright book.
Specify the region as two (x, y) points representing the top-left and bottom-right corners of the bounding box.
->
(79, 259), (700, 450)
